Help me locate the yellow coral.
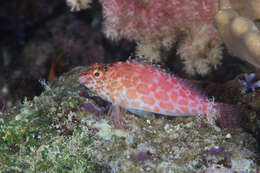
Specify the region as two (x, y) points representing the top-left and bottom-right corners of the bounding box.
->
(215, 0), (260, 68)
(178, 24), (223, 75)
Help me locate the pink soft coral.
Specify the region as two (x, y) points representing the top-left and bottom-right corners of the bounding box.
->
(101, 0), (222, 75)
(102, 0), (218, 40)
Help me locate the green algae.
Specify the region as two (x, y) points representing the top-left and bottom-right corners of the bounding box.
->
(0, 67), (110, 172)
(93, 119), (129, 140)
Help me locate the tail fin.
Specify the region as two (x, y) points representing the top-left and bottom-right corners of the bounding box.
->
(215, 103), (242, 128)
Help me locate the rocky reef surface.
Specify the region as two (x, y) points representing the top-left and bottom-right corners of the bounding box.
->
(0, 67), (258, 172)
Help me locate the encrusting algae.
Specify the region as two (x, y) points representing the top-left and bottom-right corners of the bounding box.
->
(78, 56), (241, 128)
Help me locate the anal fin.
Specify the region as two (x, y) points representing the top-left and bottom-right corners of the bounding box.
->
(127, 108), (155, 119)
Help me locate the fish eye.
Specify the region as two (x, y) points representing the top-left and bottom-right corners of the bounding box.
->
(93, 70), (102, 78)
(94, 72), (100, 77)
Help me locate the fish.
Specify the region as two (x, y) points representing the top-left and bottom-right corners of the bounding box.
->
(78, 56), (241, 128)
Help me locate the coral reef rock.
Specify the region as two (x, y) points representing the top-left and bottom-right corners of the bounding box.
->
(1, 67), (258, 172)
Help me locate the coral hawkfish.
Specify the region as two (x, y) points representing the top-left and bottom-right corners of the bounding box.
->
(78, 56), (240, 127)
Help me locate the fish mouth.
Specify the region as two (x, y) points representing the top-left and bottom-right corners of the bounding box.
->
(78, 74), (88, 84)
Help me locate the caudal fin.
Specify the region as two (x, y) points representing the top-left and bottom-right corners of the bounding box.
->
(216, 104), (242, 128)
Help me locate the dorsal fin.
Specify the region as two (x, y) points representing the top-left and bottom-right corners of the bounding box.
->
(127, 54), (169, 73)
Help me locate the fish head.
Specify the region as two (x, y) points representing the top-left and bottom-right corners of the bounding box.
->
(78, 63), (108, 93)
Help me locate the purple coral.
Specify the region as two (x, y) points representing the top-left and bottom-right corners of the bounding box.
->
(209, 146), (225, 155)
(135, 150), (148, 162)
(50, 15), (104, 66)
(241, 73), (260, 93)
(79, 102), (106, 116)
(208, 146), (232, 168)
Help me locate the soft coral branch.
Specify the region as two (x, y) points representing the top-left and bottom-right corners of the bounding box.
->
(101, 0), (222, 75)
(102, 0), (219, 41)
